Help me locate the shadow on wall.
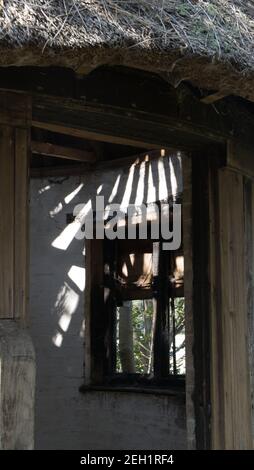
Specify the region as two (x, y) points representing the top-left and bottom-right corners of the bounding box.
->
(29, 152), (186, 450)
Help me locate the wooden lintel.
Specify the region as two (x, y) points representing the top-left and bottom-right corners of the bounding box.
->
(32, 121), (161, 150)
(32, 95), (227, 152)
(32, 141), (96, 162)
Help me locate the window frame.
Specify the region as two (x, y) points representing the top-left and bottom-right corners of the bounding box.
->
(83, 213), (185, 392)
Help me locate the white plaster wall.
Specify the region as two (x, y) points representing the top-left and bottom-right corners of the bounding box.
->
(29, 155), (186, 450)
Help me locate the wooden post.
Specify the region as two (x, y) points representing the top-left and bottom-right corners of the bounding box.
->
(119, 301), (135, 374)
(209, 165), (253, 449)
(0, 91), (35, 449)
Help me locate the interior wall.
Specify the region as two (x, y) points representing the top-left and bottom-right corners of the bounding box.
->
(29, 154), (187, 450)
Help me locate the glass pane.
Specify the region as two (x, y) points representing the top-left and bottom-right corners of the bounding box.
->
(116, 300), (154, 374)
(169, 297), (186, 375)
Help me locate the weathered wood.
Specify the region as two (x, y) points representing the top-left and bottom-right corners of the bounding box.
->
(0, 91), (31, 128)
(192, 154), (211, 449)
(32, 94), (227, 151)
(182, 155), (196, 449)
(209, 168), (252, 449)
(0, 93), (31, 321)
(220, 170), (251, 448)
(0, 126), (15, 318)
(14, 128), (29, 322)
(87, 237), (118, 384)
(0, 92), (34, 451)
(227, 140), (254, 179)
(0, 66), (231, 138)
(244, 177), (254, 447)
(152, 241), (169, 378)
(118, 302), (135, 374)
(0, 321), (35, 450)
(32, 141), (96, 162)
(208, 160), (225, 450)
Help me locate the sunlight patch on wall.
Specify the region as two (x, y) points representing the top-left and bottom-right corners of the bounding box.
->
(51, 200), (92, 250)
(158, 158), (168, 201)
(135, 162), (146, 206)
(52, 282), (80, 347)
(120, 164), (135, 211)
(68, 265), (86, 292)
(97, 184), (103, 195)
(108, 174), (121, 203)
(49, 202), (63, 218)
(147, 162), (156, 204)
(169, 157), (178, 197)
(52, 332), (63, 348)
(38, 184), (51, 194)
(64, 183), (84, 204)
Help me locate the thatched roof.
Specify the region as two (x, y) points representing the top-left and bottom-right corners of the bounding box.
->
(1, 1), (254, 100)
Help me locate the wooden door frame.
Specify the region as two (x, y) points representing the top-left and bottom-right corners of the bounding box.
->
(31, 92), (227, 449)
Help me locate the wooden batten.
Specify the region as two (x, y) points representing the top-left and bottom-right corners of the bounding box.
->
(31, 141), (96, 163)
(244, 178), (254, 448)
(0, 91), (31, 322)
(0, 126), (15, 318)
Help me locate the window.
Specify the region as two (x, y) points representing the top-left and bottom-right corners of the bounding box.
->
(116, 298), (185, 377)
(85, 209), (185, 390)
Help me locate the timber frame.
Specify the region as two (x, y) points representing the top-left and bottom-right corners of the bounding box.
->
(0, 65), (254, 449)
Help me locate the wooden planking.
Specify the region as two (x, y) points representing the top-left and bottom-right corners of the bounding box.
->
(214, 169), (252, 449)
(14, 128), (29, 322)
(0, 67), (233, 140)
(209, 161), (225, 449)
(32, 141), (96, 163)
(227, 140), (254, 179)
(0, 92), (31, 321)
(182, 155), (196, 449)
(32, 94), (227, 151)
(0, 126), (15, 318)
(244, 178), (254, 447)
(0, 91), (31, 128)
(192, 154), (211, 449)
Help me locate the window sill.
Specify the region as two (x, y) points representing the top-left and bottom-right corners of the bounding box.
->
(79, 383), (185, 398)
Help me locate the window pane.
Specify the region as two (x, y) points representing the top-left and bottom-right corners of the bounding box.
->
(116, 300), (154, 375)
(169, 297), (185, 375)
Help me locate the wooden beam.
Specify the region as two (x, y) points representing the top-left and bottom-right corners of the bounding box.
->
(201, 91), (229, 105)
(2, 66), (254, 150)
(32, 94), (227, 152)
(31, 141), (96, 162)
(32, 120), (161, 150)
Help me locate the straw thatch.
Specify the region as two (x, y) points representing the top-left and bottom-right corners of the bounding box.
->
(1, 1), (254, 100)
